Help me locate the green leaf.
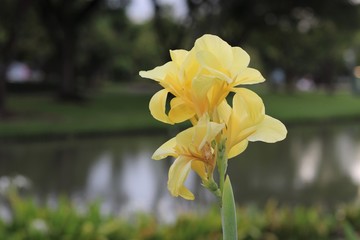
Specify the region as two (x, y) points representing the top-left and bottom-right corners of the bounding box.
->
(344, 221), (359, 240)
(222, 175), (238, 240)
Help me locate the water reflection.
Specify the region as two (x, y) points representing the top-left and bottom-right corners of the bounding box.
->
(336, 131), (360, 184)
(0, 123), (360, 220)
(226, 123), (359, 207)
(293, 138), (322, 188)
(120, 150), (159, 214)
(86, 152), (114, 213)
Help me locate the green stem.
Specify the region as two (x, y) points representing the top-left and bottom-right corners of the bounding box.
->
(216, 138), (237, 239)
(217, 138), (227, 197)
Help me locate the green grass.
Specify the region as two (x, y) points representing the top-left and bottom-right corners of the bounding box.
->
(262, 91), (360, 123)
(1, 85), (360, 139)
(1, 87), (164, 138)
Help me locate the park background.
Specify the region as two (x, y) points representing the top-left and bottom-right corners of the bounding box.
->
(2, 0), (360, 239)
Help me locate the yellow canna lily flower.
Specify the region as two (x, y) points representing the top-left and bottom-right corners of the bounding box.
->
(139, 49), (208, 124)
(192, 34), (265, 113)
(139, 61), (188, 124)
(218, 88), (287, 159)
(194, 34), (264, 85)
(152, 117), (224, 200)
(139, 34), (265, 125)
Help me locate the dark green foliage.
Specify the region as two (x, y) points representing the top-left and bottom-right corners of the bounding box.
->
(164, 210), (222, 240)
(1, 193), (139, 240)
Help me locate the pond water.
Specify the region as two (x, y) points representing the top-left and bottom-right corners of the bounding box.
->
(0, 122), (360, 222)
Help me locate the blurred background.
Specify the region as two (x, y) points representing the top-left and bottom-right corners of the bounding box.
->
(2, 0), (360, 238)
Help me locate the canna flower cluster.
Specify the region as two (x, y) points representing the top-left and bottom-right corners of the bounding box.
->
(140, 34), (287, 200)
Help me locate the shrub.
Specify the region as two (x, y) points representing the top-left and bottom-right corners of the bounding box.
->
(2, 193), (360, 239)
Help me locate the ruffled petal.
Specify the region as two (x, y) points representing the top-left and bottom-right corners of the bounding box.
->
(149, 89), (173, 124)
(152, 137), (177, 160)
(248, 115), (287, 143)
(181, 50), (200, 85)
(228, 140), (248, 159)
(191, 75), (218, 114)
(193, 117), (224, 149)
(206, 80), (228, 111)
(232, 88), (265, 125)
(139, 61), (175, 82)
(170, 49), (188, 67)
(230, 47), (250, 76)
(191, 160), (207, 180)
(194, 34), (233, 69)
(217, 99), (232, 124)
(196, 51), (232, 83)
(168, 156), (194, 200)
(202, 122), (224, 148)
(178, 186), (195, 200)
(192, 75), (217, 99)
(233, 68), (265, 86)
(226, 89), (264, 150)
(176, 127), (195, 149)
(169, 97), (195, 123)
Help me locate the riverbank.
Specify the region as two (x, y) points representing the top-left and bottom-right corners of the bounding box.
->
(1, 84), (360, 140)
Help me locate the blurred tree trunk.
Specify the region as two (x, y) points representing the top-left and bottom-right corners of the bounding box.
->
(37, 0), (101, 101)
(284, 69), (296, 94)
(314, 60), (337, 94)
(61, 28), (78, 100)
(0, 52), (8, 117)
(0, 0), (32, 117)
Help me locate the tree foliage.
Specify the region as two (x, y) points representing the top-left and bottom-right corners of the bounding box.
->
(180, 0), (360, 91)
(0, 0), (34, 115)
(1, 0), (360, 107)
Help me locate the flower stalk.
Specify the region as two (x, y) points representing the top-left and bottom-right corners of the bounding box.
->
(217, 137), (227, 197)
(216, 138), (238, 239)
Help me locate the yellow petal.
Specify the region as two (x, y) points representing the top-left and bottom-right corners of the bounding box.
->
(192, 117), (224, 149)
(228, 140), (248, 159)
(176, 127), (195, 149)
(170, 49), (188, 67)
(178, 186), (195, 200)
(196, 50), (232, 83)
(196, 50), (220, 69)
(232, 88), (265, 125)
(200, 121), (224, 149)
(248, 115), (287, 143)
(175, 119), (223, 152)
(217, 99), (232, 124)
(194, 34), (233, 69)
(191, 75), (217, 114)
(191, 160), (207, 180)
(152, 137), (177, 160)
(233, 68), (265, 86)
(169, 97), (195, 123)
(192, 75), (217, 99)
(226, 112), (253, 150)
(168, 156), (194, 200)
(149, 89), (173, 124)
(139, 62), (175, 82)
(226, 90), (264, 148)
(181, 50), (200, 84)
(207, 80), (228, 110)
(230, 47), (250, 76)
